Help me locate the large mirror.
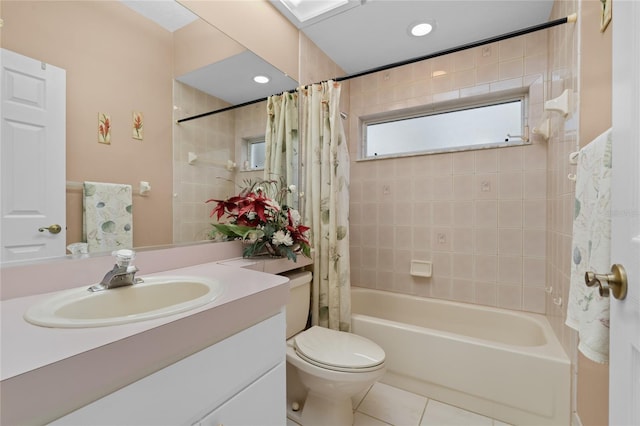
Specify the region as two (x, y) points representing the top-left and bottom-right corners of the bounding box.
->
(0, 0), (301, 263)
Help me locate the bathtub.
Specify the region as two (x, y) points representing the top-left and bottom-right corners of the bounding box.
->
(351, 287), (570, 426)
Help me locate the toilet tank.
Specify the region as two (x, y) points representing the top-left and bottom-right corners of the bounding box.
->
(282, 270), (312, 339)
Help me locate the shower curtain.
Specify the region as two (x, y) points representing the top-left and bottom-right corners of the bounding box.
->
(300, 81), (351, 332)
(264, 91), (298, 207)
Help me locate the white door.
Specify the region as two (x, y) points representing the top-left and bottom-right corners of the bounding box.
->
(610, 2), (640, 425)
(1, 49), (66, 263)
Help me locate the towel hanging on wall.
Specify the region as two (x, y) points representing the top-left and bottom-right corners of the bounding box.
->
(565, 128), (613, 364)
(83, 181), (133, 253)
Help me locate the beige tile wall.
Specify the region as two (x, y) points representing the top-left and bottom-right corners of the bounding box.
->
(545, 3), (580, 419)
(172, 81), (236, 243)
(234, 100), (269, 184)
(545, 0), (580, 353)
(348, 32), (549, 313)
(172, 84), (271, 244)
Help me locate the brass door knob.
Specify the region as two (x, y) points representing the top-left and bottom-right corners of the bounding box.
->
(585, 264), (628, 300)
(38, 224), (62, 234)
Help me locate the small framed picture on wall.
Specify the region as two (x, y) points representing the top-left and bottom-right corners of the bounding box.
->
(132, 111), (144, 140)
(601, 0), (612, 32)
(98, 113), (111, 144)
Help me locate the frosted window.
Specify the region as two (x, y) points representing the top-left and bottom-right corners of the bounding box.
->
(364, 99), (525, 158)
(248, 139), (265, 170)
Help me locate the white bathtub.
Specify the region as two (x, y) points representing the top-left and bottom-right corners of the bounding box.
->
(351, 287), (570, 426)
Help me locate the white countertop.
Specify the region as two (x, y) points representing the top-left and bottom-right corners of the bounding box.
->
(0, 261), (290, 425)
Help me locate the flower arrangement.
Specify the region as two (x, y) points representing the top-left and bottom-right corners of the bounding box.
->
(206, 179), (311, 261)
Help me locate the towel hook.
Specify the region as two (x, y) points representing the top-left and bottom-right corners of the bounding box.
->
(585, 264), (628, 300)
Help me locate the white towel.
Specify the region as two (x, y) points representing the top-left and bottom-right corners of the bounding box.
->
(565, 128), (613, 364)
(83, 181), (133, 253)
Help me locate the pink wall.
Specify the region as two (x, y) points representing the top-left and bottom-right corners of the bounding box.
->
(2, 1), (174, 248)
(347, 33), (549, 314)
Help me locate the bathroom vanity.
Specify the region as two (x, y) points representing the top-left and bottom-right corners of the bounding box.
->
(51, 313), (287, 425)
(0, 242), (312, 425)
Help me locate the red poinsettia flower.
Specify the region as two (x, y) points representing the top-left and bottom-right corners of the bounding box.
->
(236, 192), (272, 223)
(287, 224), (310, 246)
(206, 195), (245, 220)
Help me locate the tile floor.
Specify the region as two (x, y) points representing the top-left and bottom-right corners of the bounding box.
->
(287, 382), (512, 426)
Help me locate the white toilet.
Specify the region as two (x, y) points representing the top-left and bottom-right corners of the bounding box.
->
(284, 270), (386, 426)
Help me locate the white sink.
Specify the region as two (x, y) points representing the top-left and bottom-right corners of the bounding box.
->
(24, 276), (224, 328)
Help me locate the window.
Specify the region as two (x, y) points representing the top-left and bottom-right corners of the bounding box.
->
(247, 137), (266, 170)
(363, 96), (528, 159)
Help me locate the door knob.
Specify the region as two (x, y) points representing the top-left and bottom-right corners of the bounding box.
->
(38, 224), (62, 234)
(585, 264), (628, 300)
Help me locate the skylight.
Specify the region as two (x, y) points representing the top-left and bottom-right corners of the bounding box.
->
(279, 0), (351, 22)
(120, 0), (198, 32)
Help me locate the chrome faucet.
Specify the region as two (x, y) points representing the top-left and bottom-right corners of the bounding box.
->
(88, 249), (141, 292)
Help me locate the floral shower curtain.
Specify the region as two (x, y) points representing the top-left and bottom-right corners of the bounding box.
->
(264, 91), (298, 207)
(300, 81), (351, 332)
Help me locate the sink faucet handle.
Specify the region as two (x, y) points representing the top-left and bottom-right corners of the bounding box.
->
(113, 249), (135, 267)
(89, 250), (140, 292)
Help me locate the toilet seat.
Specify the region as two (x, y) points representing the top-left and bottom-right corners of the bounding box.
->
(293, 326), (385, 372)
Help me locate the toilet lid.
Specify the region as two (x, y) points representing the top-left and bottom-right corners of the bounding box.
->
(294, 326), (385, 371)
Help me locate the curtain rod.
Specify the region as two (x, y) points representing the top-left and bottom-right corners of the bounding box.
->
(176, 13), (576, 124)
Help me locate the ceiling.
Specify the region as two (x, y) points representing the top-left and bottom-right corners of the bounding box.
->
(124, 0), (554, 106)
(275, 0), (554, 75)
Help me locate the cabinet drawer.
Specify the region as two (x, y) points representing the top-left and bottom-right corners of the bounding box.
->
(197, 362), (285, 426)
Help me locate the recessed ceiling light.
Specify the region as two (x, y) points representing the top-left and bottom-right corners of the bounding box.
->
(253, 75), (270, 84)
(410, 22), (433, 37)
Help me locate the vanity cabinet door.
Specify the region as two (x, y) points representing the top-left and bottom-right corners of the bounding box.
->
(50, 312), (285, 425)
(196, 362), (285, 426)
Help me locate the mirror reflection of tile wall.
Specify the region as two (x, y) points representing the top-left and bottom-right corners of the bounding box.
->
(234, 101), (269, 185)
(172, 82), (270, 244)
(172, 81), (236, 243)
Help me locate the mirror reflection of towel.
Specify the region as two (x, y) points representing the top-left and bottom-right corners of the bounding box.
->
(565, 128), (612, 364)
(83, 182), (133, 253)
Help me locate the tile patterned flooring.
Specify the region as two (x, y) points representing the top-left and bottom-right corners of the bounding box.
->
(287, 382), (512, 426)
